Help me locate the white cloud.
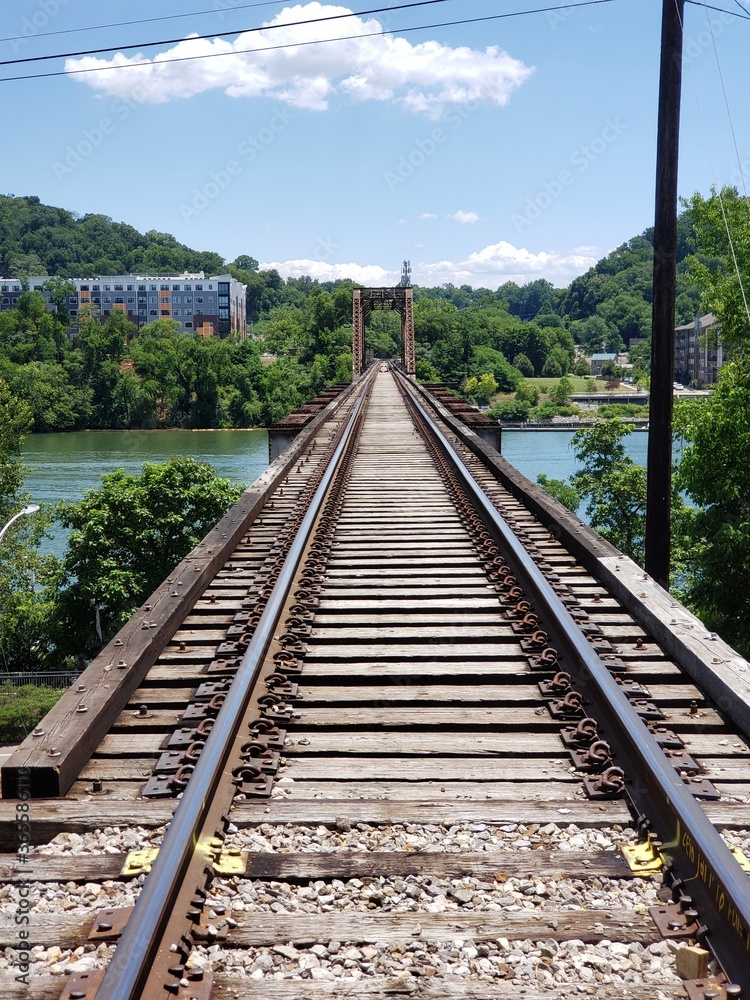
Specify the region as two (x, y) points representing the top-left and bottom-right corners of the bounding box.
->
(65, 3), (533, 115)
(449, 210), (480, 225)
(419, 213), (438, 221)
(397, 218), (407, 225)
(262, 240), (600, 288)
(260, 258), (395, 284)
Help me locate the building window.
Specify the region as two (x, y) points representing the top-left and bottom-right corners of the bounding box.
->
(195, 284), (203, 291)
(150, 309), (157, 316)
(185, 322), (193, 328)
(160, 284), (169, 291)
(184, 284), (192, 291)
(104, 285), (111, 291)
(173, 309), (181, 316)
(149, 296), (156, 304)
(138, 284), (146, 291)
(150, 284), (157, 291)
(114, 285), (123, 291)
(80, 285), (90, 291)
(127, 297), (135, 303)
(127, 285), (134, 291)
(172, 284), (180, 291)
(173, 296), (181, 304)
(196, 297), (204, 304)
(93, 285), (100, 291)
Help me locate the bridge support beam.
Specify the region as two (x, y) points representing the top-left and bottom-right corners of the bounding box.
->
(351, 286), (415, 379)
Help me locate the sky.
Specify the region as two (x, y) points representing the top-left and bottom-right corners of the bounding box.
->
(3, 0), (750, 288)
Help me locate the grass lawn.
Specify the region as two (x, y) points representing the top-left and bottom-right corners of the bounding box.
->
(524, 377), (641, 395)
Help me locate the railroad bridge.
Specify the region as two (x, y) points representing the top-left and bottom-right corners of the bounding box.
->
(3, 367), (750, 998)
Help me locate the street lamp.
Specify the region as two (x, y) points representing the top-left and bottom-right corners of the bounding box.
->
(0, 504), (40, 544)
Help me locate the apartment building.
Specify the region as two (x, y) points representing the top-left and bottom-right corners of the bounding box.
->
(0, 272), (247, 339)
(674, 313), (723, 387)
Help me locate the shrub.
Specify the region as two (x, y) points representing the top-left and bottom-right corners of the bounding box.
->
(0, 683), (62, 743)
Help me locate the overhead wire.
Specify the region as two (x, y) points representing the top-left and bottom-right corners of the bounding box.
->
(0, 1), (454, 68)
(2, 1), (309, 43)
(685, 0), (750, 18)
(0, 0), (618, 85)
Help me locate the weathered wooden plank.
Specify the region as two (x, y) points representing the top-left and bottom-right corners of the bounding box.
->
(296, 685), (547, 704)
(272, 781), (582, 801)
(295, 683), (702, 705)
(213, 980), (687, 1000)
(291, 707), (726, 728)
(304, 644), (526, 661)
(0, 975), (689, 1000)
(283, 733), (566, 754)
(280, 758), (575, 781)
(0, 908), (662, 950)
(0, 798), (633, 848)
(0, 849), (633, 884)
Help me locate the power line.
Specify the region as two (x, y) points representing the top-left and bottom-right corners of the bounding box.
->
(0, 1), (617, 85)
(0, 1), (453, 68)
(685, 0), (750, 18)
(2, 1), (294, 44)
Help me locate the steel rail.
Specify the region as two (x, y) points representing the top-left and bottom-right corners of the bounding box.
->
(95, 373), (375, 1000)
(395, 369), (750, 988)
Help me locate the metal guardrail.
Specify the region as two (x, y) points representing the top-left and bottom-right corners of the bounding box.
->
(0, 672), (78, 689)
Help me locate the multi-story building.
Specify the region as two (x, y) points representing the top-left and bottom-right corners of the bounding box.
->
(674, 314), (723, 387)
(0, 272), (247, 339)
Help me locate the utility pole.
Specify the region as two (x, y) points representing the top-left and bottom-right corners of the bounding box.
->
(645, 0), (685, 588)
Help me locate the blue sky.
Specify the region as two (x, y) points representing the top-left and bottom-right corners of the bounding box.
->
(3, 0), (750, 287)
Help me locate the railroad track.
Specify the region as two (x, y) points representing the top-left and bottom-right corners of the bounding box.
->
(2, 366), (750, 999)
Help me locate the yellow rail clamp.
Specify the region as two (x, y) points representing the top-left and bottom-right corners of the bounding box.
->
(621, 837), (664, 875)
(120, 848), (159, 878)
(213, 848), (248, 875)
(120, 846), (247, 878)
(729, 845), (750, 874)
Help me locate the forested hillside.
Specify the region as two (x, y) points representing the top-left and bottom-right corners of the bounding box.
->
(0, 193), (717, 432)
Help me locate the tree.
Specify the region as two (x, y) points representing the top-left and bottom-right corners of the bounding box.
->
(685, 187), (750, 349)
(51, 459), (244, 663)
(541, 354), (562, 378)
(512, 352), (535, 378)
(0, 383), (57, 671)
(674, 359), (750, 654)
(573, 357), (591, 376)
(536, 474), (582, 512)
(549, 375), (573, 405)
(515, 380), (539, 407)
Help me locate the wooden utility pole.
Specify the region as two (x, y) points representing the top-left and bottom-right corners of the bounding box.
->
(645, 0), (685, 588)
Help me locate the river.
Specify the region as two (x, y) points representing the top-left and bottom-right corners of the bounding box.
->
(21, 427), (652, 557)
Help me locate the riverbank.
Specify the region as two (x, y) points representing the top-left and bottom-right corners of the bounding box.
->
(499, 419), (650, 431)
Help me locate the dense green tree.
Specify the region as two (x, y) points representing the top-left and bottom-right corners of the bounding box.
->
(0, 383), (57, 671)
(674, 360), (750, 654)
(541, 355), (562, 378)
(512, 353), (534, 378)
(52, 459), (244, 663)
(549, 376), (573, 405)
(685, 187), (750, 349)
